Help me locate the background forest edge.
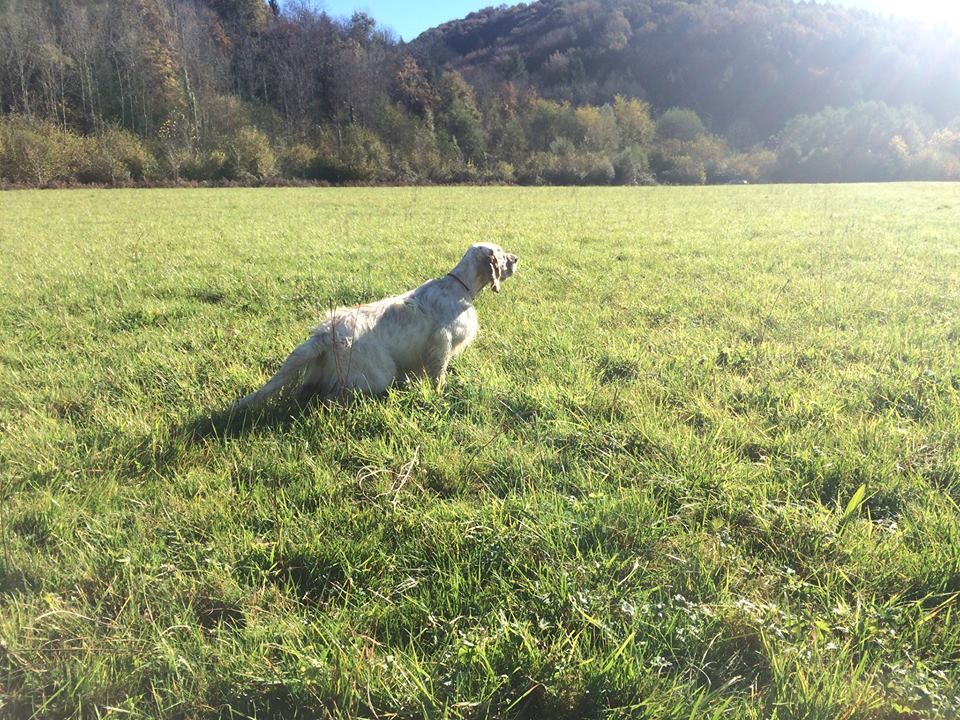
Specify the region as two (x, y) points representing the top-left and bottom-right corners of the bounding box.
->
(1, 0), (959, 187)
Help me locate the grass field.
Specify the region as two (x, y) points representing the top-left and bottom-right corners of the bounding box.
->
(2, 184), (960, 719)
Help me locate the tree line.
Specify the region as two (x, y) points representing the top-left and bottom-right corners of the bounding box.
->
(1, 0), (958, 186)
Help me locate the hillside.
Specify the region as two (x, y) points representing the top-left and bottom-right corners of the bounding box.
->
(411, 0), (960, 143)
(1, 0), (959, 185)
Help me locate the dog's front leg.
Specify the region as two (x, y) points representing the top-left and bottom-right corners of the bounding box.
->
(425, 331), (453, 391)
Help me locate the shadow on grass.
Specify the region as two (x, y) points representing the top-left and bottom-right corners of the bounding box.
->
(124, 400), (320, 479)
(183, 402), (310, 442)
(127, 375), (475, 481)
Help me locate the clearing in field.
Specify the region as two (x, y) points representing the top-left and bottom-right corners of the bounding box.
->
(1, 185), (959, 718)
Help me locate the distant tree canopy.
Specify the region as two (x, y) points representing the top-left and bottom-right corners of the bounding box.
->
(0, 0), (959, 186)
(412, 0), (960, 140)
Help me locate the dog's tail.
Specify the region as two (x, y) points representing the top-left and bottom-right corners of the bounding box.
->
(232, 335), (326, 411)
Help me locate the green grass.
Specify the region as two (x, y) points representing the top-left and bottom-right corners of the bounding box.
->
(2, 185), (960, 719)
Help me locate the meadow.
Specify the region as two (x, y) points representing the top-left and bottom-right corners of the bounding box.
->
(1, 184), (959, 719)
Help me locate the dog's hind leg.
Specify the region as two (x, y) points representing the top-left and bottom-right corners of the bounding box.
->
(295, 355), (337, 404)
(232, 335), (326, 410)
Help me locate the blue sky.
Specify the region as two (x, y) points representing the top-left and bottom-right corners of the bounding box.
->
(292, 0), (511, 41)
(294, 0), (960, 42)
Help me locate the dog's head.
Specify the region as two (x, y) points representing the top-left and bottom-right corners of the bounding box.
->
(464, 242), (518, 294)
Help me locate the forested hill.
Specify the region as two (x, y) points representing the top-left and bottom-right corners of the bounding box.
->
(1, 0), (959, 187)
(411, 0), (960, 143)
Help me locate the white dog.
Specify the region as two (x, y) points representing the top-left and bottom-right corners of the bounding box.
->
(233, 243), (518, 408)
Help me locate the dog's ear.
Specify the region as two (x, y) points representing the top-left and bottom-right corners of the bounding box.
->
(488, 250), (502, 293)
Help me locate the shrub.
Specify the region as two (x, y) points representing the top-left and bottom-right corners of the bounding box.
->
(908, 147), (960, 181)
(719, 148), (777, 184)
(201, 95), (250, 144)
(658, 155), (707, 185)
(614, 95), (655, 146)
(70, 128), (155, 184)
(0, 116), (73, 184)
(278, 143), (318, 179)
(576, 104), (619, 153)
(574, 152), (615, 184)
(436, 71), (487, 165)
(221, 126), (276, 179)
(176, 154), (206, 181)
(656, 107), (707, 142)
(516, 153), (548, 185)
(907, 129), (960, 180)
(102, 126), (157, 181)
(527, 99), (580, 152)
(773, 102), (935, 182)
(73, 134), (116, 184)
(389, 125), (442, 183)
(313, 126), (387, 182)
(517, 147), (615, 185)
(372, 105), (443, 182)
(431, 161), (482, 184)
(178, 150), (228, 181)
(652, 135), (727, 184)
(487, 160), (515, 183)
(613, 144), (652, 185)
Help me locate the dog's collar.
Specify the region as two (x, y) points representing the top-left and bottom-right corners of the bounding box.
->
(447, 272), (471, 294)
